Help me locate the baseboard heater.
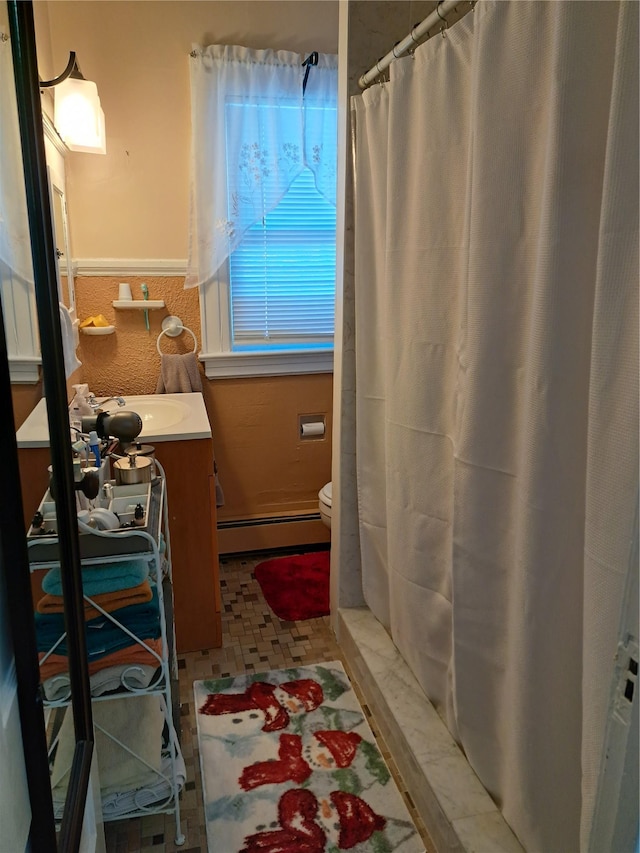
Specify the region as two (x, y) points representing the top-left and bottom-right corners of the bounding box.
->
(218, 512), (322, 530)
(217, 512), (328, 555)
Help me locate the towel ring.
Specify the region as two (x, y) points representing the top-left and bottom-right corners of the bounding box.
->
(157, 315), (197, 355)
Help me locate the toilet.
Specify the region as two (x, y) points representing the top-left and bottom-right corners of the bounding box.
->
(318, 481), (332, 530)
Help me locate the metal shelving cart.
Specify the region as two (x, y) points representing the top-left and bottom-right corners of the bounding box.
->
(27, 463), (185, 846)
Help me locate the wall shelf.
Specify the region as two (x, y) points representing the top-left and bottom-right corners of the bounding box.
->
(112, 300), (165, 310)
(81, 325), (115, 336)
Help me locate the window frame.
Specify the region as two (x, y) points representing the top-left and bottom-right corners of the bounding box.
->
(199, 255), (334, 379)
(199, 125), (336, 379)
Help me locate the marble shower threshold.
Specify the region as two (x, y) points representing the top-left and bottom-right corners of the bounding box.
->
(338, 607), (525, 853)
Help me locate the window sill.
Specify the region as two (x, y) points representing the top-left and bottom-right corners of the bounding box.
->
(200, 349), (333, 379)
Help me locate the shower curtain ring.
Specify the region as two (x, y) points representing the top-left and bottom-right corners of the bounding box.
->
(392, 41), (402, 59)
(437, 3), (449, 39)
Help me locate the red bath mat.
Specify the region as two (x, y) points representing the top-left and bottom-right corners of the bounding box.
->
(254, 551), (330, 621)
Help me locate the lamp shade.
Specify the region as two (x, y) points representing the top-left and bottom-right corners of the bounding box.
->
(54, 77), (106, 154)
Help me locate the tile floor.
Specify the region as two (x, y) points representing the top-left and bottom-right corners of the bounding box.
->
(103, 551), (436, 853)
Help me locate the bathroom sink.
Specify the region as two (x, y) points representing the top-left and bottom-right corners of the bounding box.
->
(16, 392), (212, 447)
(106, 398), (190, 432)
(99, 394), (210, 440)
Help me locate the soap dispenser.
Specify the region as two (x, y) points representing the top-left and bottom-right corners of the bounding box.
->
(69, 383), (92, 432)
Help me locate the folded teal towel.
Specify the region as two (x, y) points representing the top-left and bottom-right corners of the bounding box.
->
(35, 588), (160, 657)
(42, 559), (149, 597)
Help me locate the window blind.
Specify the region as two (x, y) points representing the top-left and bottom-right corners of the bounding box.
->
(229, 167), (336, 351)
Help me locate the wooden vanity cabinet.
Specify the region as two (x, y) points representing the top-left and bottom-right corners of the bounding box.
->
(155, 437), (221, 653)
(18, 447), (51, 610)
(18, 447), (51, 529)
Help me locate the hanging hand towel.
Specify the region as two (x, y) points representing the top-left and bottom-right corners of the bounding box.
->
(155, 351), (203, 393)
(59, 303), (81, 378)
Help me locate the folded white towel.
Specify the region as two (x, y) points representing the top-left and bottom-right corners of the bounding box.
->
(51, 694), (164, 796)
(42, 663), (158, 702)
(53, 734), (186, 820)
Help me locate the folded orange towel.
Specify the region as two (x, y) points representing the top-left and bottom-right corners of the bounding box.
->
(36, 580), (153, 621)
(39, 637), (163, 682)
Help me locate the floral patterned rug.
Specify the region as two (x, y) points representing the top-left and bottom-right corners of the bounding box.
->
(194, 661), (424, 853)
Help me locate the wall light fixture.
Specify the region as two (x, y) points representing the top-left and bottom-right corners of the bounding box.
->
(41, 51), (106, 154)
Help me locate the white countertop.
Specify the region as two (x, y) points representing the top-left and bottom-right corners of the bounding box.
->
(16, 392), (212, 448)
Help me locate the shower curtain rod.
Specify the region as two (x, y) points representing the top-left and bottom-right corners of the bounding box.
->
(359, 0), (465, 89)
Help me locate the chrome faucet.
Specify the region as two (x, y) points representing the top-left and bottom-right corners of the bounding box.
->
(87, 394), (126, 411)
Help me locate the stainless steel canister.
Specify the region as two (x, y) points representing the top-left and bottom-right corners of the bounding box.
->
(113, 453), (153, 486)
(116, 441), (158, 480)
(122, 442), (157, 479)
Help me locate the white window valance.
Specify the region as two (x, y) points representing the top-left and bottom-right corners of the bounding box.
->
(185, 44), (338, 289)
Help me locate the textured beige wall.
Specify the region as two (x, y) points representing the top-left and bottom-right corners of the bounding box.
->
(44, 0), (339, 260)
(209, 373), (333, 521)
(75, 276), (201, 395)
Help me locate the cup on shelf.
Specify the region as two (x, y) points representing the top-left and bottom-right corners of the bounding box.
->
(118, 282), (132, 300)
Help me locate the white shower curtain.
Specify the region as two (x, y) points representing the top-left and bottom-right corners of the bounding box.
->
(352, 2), (638, 851)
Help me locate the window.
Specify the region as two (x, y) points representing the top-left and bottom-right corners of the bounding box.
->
(229, 165), (336, 353)
(187, 45), (338, 377)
